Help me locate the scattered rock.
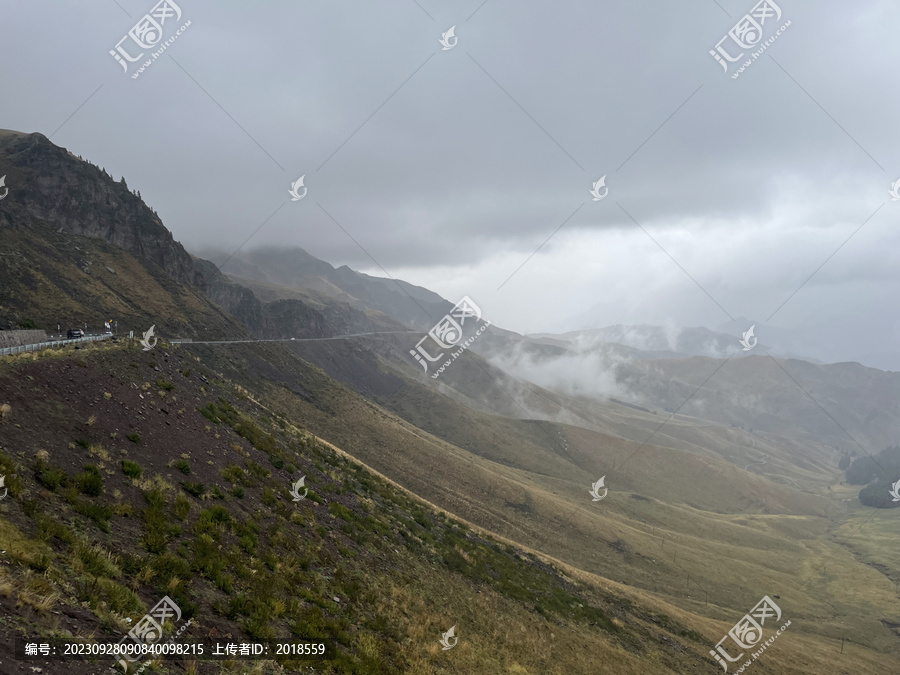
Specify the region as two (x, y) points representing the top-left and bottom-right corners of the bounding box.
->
(105, 266), (116, 274)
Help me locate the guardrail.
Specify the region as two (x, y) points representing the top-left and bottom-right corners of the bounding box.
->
(0, 333), (113, 356)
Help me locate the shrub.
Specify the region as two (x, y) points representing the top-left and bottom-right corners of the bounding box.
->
(215, 572), (234, 594)
(261, 487), (277, 507)
(239, 534), (257, 555)
(156, 377), (174, 391)
(205, 505), (231, 524)
(242, 616), (274, 639)
(100, 579), (141, 614)
(220, 465), (247, 485)
(182, 482), (205, 498)
(174, 458), (191, 474)
(74, 540), (121, 578)
(75, 465), (103, 497)
(174, 494), (191, 520)
(245, 460), (269, 480)
(127, 432), (141, 444)
(199, 403), (221, 425)
(329, 503), (354, 521)
(35, 459), (67, 491)
(231, 486), (244, 499)
(121, 459), (142, 479)
(73, 499), (114, 531)
(142, 514), (178, 554)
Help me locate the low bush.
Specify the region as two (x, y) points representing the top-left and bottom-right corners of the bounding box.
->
(121, 459), (141, 479)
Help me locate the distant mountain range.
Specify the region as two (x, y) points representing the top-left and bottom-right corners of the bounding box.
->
(528, 322), (821, 363)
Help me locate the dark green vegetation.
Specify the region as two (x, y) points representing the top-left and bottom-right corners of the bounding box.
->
(121, 459), (142, 479)
(847, 445), (900, 508)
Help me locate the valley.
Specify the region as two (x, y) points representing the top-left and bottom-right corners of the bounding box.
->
(0, 129), (898, 674)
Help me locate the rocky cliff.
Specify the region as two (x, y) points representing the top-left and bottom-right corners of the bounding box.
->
(0, 129), (376, 340)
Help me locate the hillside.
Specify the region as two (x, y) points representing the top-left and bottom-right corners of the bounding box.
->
(0, 130), (378, 343)
(0, 338), (722, 675)
(194, 246), (451, 332)
(1, 129), (899, 673)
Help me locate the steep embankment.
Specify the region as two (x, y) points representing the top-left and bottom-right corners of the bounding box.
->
(0, 338), (727, 675)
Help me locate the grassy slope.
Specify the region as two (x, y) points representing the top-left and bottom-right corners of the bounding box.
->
(355, 332), (848, 496)
(0, 341), (896, 672)
(167, 337), (900, 670)
(0, 340), (723, 675)
(0, 222), (246, 340)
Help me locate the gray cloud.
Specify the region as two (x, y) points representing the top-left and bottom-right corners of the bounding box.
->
(2, 0), (898, 368)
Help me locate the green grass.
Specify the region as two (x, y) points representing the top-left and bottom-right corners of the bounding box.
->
(182, 481), (205, 498)
(174, 494), (191, 520)
(141, 489), (180, 553)
(74, 464), (103, 497)
(34, 458), (67, 491)
(329, 502), (354, 522)
(220, 464), (247, 485)
(121, 459), (141, 478)
(126, 431), (141, 444)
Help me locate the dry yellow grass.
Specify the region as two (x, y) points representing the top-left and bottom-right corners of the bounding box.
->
(226, 369), (900, 673)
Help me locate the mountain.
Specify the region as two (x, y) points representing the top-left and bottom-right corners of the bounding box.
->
(0, 130), (383, 342)
(1, 129), (899, 673)
(527, 322), (806, 360)
(193, 246), (452, 332)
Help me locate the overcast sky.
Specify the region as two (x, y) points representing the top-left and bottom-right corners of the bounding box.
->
(2, 0), (899, 369)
